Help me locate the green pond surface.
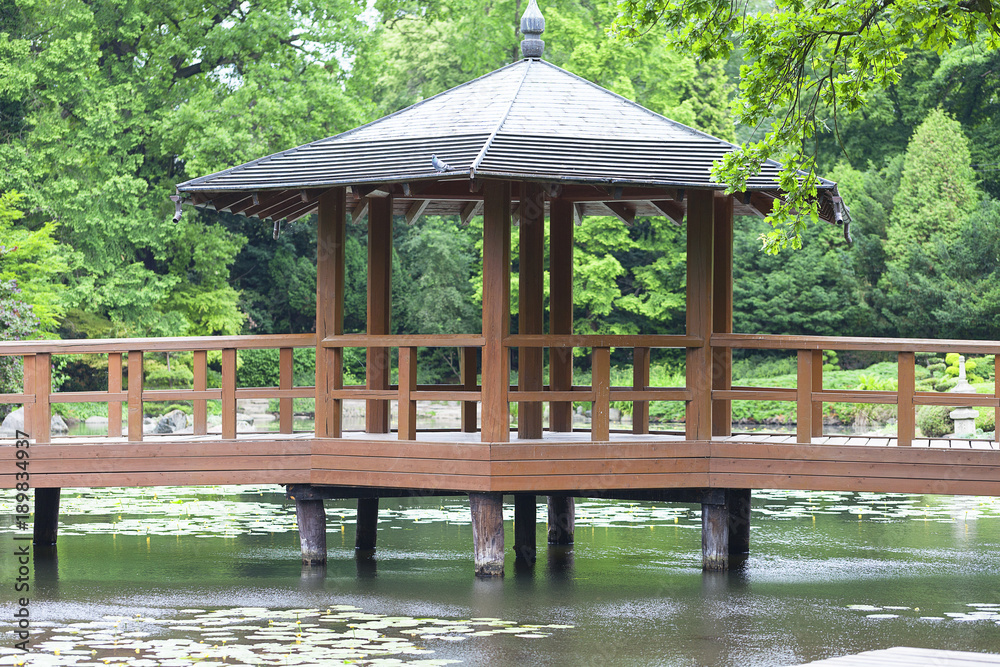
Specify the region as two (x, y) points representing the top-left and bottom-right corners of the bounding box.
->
(2, 487), (1000, 666)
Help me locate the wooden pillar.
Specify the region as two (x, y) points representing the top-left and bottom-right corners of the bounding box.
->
(726, 488), (751, 557)
(32, 488), (60, 546)
(108, 353), (123, 438)
(222, 348), (237, 439)
(470, 492), (504, 576)
(367, 195), (393, 434)
(592, 347), (611, 441)
(22, 355), (35, 439)
(702, 502), (729, 571)
(460, 347), (478, 432)
(316, 188), (346, 438)
(518, 182), (545, 440)
(898, 351), (915, 447)
(513, 494), (536, 563)
(127, 350), (143, 442)
(397, 346), (417, 440)
(296, 498), (327, 565)
(355, 497), (378, 552)
(279, 347), (293, 434)
(482, 180), (511, 442)
(796, 349), (823, 443)
(547, 494), (574, 545)
(712, 195), (734, 437)
(686, 190), (714, 442)
(549, 198), (574, 432)
(192, 351), (207, 436)
(633, 347), (650, 435)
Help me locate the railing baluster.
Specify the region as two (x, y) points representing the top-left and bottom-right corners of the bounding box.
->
(279, 347), (293, 434)
(796, 350), (821, 444)
(897, 351), (915, 447)
(127, 350), (143, 442)
(592, 347), (611, 441)
(192, 350), (207, 435)
(222, 348), (237, 439)
(22, 355), (35, 437)
(108, 353), (123, 438)
(461, 347), (478, 433)
(34, 353), (51, 443)
(398, 346), (417, 440)
(632, 347), (650, 435)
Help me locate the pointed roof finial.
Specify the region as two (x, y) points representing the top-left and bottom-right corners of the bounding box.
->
(520, 0), (545, 59)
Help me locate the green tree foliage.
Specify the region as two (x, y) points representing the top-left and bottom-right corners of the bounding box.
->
(611, 0), (1000, 253)
(1, 0), (369, 336)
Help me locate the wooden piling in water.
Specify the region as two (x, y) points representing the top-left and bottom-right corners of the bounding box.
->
(296, 498), (327, 565)
(355, 497), (379, 552)
(701, 502), (729, 571)
(33, 488), (60, 546)
(470, 492), (504, 577)
(547, 494), (574, 545)
(727, 489), (751, 557)
(513, 494), (536, 563)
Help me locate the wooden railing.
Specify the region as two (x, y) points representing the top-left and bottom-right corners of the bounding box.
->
(0, 334), (315, 443)
(713, 334), (1000, 446)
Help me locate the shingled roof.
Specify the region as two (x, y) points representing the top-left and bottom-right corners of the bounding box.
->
(176, 3), (846, 230)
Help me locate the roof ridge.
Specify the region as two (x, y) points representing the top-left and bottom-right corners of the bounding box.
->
(469, 60), (533, 180)
(177, 61), (528, 190)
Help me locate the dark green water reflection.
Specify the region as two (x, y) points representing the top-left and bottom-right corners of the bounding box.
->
(2, 488), (999, 666)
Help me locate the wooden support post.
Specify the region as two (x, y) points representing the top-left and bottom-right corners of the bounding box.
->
(481, 180), (511, 442)
(108, 353), (123, 438)
(633, 347), (650, 435)
(192, 351), (207, 436)
(796, 349), (823, 443)
(547, 495), (574, 545)
(316, 188), (346, 438)
(398, 346), (417, 440)
(898, 351), (915, 447)
(279, 347), (293, 434)
(685, 190), (714, 441)
(367, 195), (393, 434)
(726, 488), (751, 557)
(296, 498), (327, 565)
(22, 355), (35, 438)
(592, 347), (611, 441)
(519, 182), (545, 440)
(702, 502), (729, 571)
(32, 488), (60, 546)
(127, 350), (143, 442)
(549, 198), (574, 432)
(355, 497), (379, 552)
(470, 492), (505, 577)
(513, 494), (536, 563)
(712, 195), (734, 437)
(222, 348), (237, 440)
(461, 347), (478, 432)
(33, 353), (51, 444)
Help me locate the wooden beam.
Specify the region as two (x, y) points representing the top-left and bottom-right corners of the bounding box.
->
(222, 348), (237, 440)
(316, 187), (346, 439)
(460, 200), (482, 225)
(685, 189), (714, 442)
(712, 194), (734, 437)
(279, 347), (293, 434)
(602, 201), (635, 226)
(108, 353), (123, 438)
(367, 195), (393, 435)
(405, 199), (430, 224)
(549, 198), (574, 433)
(748, 191), (776, 218)
(192, 350), (207, 436)
(650, 200), (684, 226)
(352, 198), (370, 224)
(796, 349), (823, 443)
(633, 347), (650, 435)
(518, 182), (545, 440)
(898, 351), (915, 447)
(573, 202), (584, 226)
(127, 350), (142, 443)
(481, 180), (511, 442)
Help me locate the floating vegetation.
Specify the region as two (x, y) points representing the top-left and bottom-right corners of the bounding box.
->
(753, 490), (1000, 523)
(0, 606), (571, 666)
(847, 602), (1000, 625)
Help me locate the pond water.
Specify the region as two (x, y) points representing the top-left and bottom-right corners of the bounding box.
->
(2, 487), (1000, 666)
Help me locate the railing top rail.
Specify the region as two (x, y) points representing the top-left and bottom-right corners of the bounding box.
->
(0, 333), (317, 355)
(714, 333), (1000, 355)
(322, 334), (486, 348)
(506, 334), (700, 348)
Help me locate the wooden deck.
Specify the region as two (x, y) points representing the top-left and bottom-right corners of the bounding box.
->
(793, 646), (1000, 666)
(4, 430), (999, 496)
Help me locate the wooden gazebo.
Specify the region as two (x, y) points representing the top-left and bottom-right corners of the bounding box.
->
(175, 0), (847, 575)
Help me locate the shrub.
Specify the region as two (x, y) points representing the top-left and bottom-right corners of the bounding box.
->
(976, 407), (995, 433)
(945, 352), (961, 367)
(916, 405), (954, 437)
